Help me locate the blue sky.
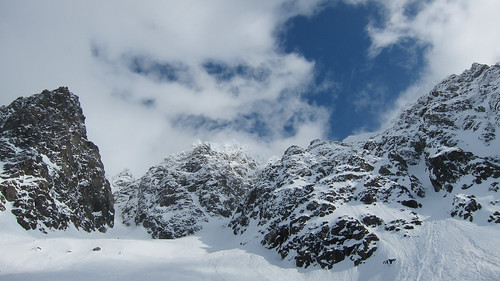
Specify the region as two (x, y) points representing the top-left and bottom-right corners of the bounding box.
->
(1, 0), (500, 175)
(278, 1), (426, 139)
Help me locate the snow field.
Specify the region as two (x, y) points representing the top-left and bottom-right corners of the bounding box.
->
(2, 216), (499, 281)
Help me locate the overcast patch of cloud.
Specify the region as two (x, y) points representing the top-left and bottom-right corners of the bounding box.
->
(0, 0), (328, 176)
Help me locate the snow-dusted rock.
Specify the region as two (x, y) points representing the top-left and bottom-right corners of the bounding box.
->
(114, 142), (259, 238)
(0, 87), (114, 233)
(230, 63), (500, 268)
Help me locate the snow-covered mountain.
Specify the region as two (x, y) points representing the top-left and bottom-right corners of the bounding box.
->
(0, 87), (114, 233)
(1, 64), (500, 280)
(111, 63), (500, 270)
(230, 63), (500, 269)
(113, 143), (259, 238)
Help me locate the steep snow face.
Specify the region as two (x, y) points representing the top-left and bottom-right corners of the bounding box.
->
(0, 87), (114, 233)
(114, 143), (259, 238)
(230, 63), (500, 269)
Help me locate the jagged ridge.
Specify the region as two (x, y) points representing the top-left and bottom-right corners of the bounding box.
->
(110, 63), (500, 269)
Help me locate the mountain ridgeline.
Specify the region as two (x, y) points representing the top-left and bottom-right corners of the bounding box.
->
(1, 63), (500, 269)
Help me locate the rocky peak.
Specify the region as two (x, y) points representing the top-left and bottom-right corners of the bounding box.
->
(0, 87), (114, 233)
(387, 63), (499, 148)
(114, 142), (259, 238)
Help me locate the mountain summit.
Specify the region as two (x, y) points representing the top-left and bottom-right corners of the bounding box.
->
(0, 87), (114, 233)
(113, 142), (259, 238)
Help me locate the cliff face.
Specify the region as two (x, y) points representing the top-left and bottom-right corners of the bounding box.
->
(0, 87), (114, 233)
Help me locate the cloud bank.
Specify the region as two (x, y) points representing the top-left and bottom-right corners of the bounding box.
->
(0, 0), (328, 175)
(1, 0), (499, 176)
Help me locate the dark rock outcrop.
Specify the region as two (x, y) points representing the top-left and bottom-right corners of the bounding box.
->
(0, 87), (114, 233)
(450, 194), (482, 222)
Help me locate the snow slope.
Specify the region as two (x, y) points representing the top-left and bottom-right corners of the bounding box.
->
(1, 208), (500, 281)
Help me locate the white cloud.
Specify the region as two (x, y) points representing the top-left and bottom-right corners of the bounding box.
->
(353, 83), (389, 113)
(0, 0), (328, 176)
(3, 0), (498, 177)
(365, 0), (500, 127)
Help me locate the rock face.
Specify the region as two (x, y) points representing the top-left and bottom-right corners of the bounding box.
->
(0, 87), (114, 233)
(229, 63), (500, 268)
(113, 143), (258, 238)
